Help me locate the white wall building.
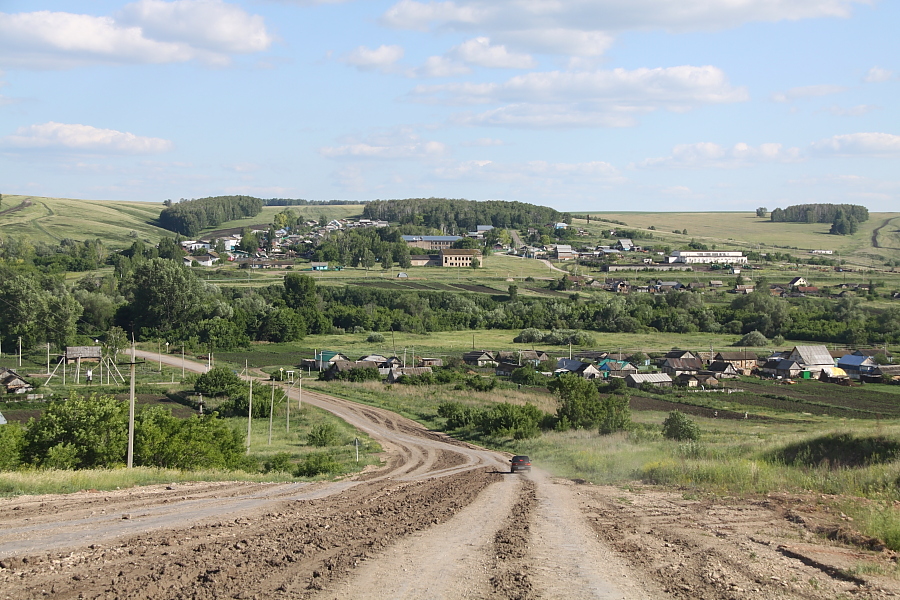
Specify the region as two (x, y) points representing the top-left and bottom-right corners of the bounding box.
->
(667, 251), (747, 265)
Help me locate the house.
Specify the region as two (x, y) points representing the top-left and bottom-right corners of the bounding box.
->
(788, 345), (835, 376)
(556, 358), (602, 379)
(734, 285), (755, 294)
(0, 368), (33, 394)
(760, 358), (803, 379)
(463, 351), (496, 367)
(705, 361), (740, 378)
(788, 277), (809, 287)
(0, 410), (6, 425)
(854, 349), (892, 361)
(625, 373), (673, 389)
(836, 355), (879, 380)
(321, 360), (380, 380)
(713, 351), (758, 374)
(877, 364), (900, 381)
(310, 262), (329, 271)
(662, 350), (699, 361)
(184, 252), (219, 267)
(667, 251), (748, 264)
(440, 248), (481, 268)
(598, 359), (637, 374)
(358, 354), (389, 364)
(386, 366), (433, 383)
(661, 357), (704, 377)
(419, 357), (443, 367)
(496, 362), (520, 377)
(709, 280), (724, 288)
(555, 245), (575, 260)
(311, 350), (351, 370)
(402, 235), (461, 251)
(616, 239), (634, 251)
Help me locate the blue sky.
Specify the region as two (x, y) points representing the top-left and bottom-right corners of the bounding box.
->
(1, 0), (898, 212)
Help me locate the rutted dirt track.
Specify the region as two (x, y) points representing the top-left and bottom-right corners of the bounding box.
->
(3, 358), (900, 598)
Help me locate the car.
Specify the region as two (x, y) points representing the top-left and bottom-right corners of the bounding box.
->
(510, 455), (531, 473)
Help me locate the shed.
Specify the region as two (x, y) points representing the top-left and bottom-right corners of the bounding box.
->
(625, 373), (673, 389)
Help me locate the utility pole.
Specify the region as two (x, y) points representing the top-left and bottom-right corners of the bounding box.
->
(182, 344), (185, 379)
(127, 342), (136, 468)
(246, 375), (253, 455)
(268, 383), (275, 445)
(18, 336), (22, 367)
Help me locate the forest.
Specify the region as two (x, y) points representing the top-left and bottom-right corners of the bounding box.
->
(770, 203), (869, 224)
(361, 198), (570, 234)
(158, 195), (264, 237)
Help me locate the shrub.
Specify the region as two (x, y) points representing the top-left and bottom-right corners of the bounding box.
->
(294, 452), (341, 477)
(0, 423), (24, 470)
(195, 366), (243, 397)
(263, 452), (294, 473)
(465, 376), (497, 392)
(308, 423), (340, 447)
(366, 332), (385, 343)
(661, 411), (701, 441)
(437, 401), (479, 429)
(734, 330), (768, 347)
(513, 328), (545, 343)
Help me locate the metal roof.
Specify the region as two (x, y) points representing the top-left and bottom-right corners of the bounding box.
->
(790, 345), (834, 367)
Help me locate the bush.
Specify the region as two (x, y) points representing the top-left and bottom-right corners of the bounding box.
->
(294, 452), (341, 477)
(465, 376), (497, 392)
(734, 330), (768, 347)
(513, 328), (545, 343)
(195, 366), (243, 397)
(308, 422), (340, 447)
(366, 332), (385, 343)
(263, 452), (294, 473)
(661, 411), (701, 441)
(0, 423), (24, 470)
(437, 401), (479, 429)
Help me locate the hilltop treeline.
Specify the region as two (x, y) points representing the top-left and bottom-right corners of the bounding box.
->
(159, 196), (264, 237)
(263, 199), (362, 206)
(770, 204), (868, 224)
(362, 198), (569, 234)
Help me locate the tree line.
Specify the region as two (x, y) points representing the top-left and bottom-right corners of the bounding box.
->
(158, 196), (264, 237)
(770, 204), (869, 225)
(361, 198), (570, 235)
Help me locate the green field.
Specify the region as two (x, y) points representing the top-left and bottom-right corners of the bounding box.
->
(579, 211), (900, 270)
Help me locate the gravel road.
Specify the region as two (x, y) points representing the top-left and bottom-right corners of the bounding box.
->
(2, 353), (899, 598)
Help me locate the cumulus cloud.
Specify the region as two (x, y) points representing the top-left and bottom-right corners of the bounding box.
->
(410, 55), (471, 78)
(771, 84), (847, 102)
(639, 142), (802, 168)
(343, 45), (405, 72)
(320, 128), (447, 159)
(864, 66), (894, 83)
(810, 132), (900, 157)
(432, 158), (620, 182)
(116, 0), (273, 54)
(451, 37), (535, 69)
(0, 1), (273, 69)
(824, 104), (879, 116)
(1, 122), (173, 153)
(382, 0), (866, 37)
(411, 65), (747, 127)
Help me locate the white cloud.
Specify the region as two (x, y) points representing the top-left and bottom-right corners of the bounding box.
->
(639, 142), (802, 168)
(344, 45), (405, 72)
(116, 0), (274, 54)
(500, 29), (614, 57)
(412, 65), (747, 127)
(320, 128), (447, 159)
(451, 37), (535, 69)
(810, 132), (900, 157)
(463, 137), (505, 146)
(824, 104), (879, 116)
(0, 2), (273, 69)
(771, 84), (847, 102)
(864, 66), (894, 83)
(1, 122), (173, 154)
(382, 0), (866, 35)
(432, 158), (620, 182)
(410, 55), (471, 78)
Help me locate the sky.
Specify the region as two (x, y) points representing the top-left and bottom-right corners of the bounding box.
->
(1, 0), (898, 212)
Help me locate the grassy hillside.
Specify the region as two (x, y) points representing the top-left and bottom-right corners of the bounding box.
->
(0, 195), (367, 251)
(580, 211), (900, 270)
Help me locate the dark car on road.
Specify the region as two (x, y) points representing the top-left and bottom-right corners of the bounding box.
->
(510, 455), (531, 473)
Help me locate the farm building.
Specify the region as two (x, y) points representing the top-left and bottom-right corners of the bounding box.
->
(625, 373), (673, 389)
(705, 362), (741, 378)
(788, 345), (835, 376)
(836, 355), (879, 380)
(660, 357), (704, 377)
(713, 351), (759, 374)
(0, 368), (33, 394)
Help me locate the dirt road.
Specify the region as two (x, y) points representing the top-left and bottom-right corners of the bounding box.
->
(2, 356), (899, 598)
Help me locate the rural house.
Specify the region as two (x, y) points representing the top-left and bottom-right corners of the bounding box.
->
(463, 351), (496, 367)
(713, 351), (759, 374)
(788, 345), (835, 376)
(625, 373), (672, 389)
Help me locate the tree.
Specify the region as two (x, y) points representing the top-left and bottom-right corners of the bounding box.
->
(361, 249), (376, 271)
(549, 374), (602, 429)
(508, 284), (518, 301)
(23, 393), (128, 469)
(195, 366), (243, 397)
(283, 273), (317, 309)
(471, 257), (480, 269)
(662, 411), (701, 441)
(452, 237), (479, 249)
(734, 330), (768, 347)
(120, 258), (207, 337)
(756, 207), (768, 218)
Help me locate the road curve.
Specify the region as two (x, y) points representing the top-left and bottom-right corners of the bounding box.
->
(0, 351), (659, 599)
